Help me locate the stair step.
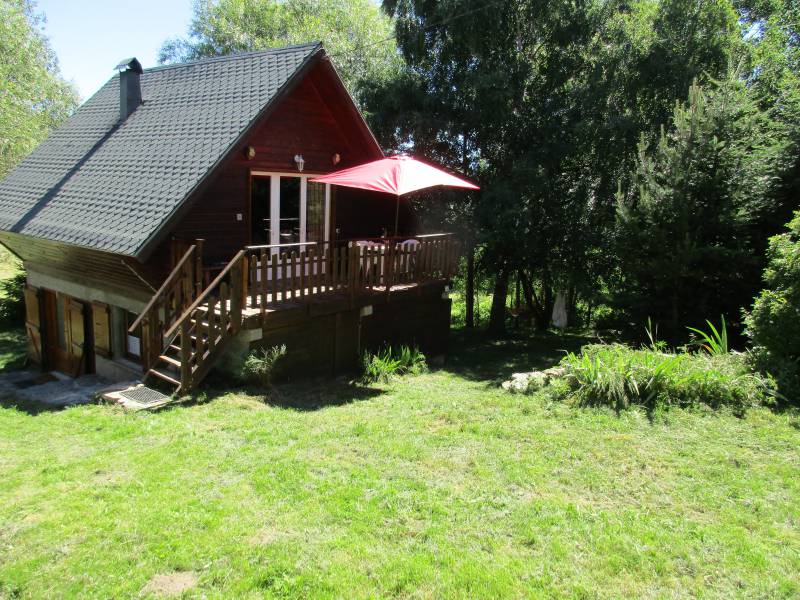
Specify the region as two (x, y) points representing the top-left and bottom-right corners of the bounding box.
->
(158, 354), (181, 368)
(148, 368), (180, 388)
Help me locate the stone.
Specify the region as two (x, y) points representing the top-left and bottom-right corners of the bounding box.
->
(501, 366), (567, 394)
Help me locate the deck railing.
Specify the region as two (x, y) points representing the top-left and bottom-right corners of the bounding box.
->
(134, 234), (459, 391)
(241, 234), (459, 316)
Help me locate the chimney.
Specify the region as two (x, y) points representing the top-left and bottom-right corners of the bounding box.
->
(115, 58), (143, 121)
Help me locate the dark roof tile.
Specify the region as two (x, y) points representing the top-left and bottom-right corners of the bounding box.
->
(0, 42), (320, 256)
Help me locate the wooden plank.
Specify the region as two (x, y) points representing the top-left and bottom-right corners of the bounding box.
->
(179, 319), (191, 390)
(249, 254), (258, 308)
(307, 246), (317, 296)
(260, 249), (268, 317)
(207, 297), (217, 353)
(270, 251), (278, 306)
(281, 252), (289, 302)
(219, 282), (229, 334)
(230, 259), (243, 331)
(299, 250), (306, 301)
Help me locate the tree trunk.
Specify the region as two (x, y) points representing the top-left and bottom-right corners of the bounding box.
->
(465, 240), (475, 329)
(537, 271), (554, 332)
(488, 266), (510, 335)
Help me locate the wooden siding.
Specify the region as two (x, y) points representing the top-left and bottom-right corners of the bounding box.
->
(163, 59), (384, 264)
(0, 232), (159, 301)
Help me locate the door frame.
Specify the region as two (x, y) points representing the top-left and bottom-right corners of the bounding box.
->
(249, 171), (331, 252)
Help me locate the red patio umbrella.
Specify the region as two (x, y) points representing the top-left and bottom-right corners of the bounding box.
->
(310, 155), (479, 235)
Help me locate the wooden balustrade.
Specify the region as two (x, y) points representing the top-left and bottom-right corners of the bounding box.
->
(240, 235), (459, 313)
(130, 242), (203, 371)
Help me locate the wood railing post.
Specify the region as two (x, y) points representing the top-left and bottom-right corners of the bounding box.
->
(179, 319), (191, 391)
(230, 258), (243, 331)
(194, 240), (204, 297)
(385, 241), (394, 301)
(259, 249), (267, 321)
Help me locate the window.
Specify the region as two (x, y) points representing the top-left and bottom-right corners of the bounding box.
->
(124, 310), (142, 361)
(250, 176), (271, 245)
(250, 173), (330, 250)
(279, 176), (301, 244)
(306, 181), (325, 243)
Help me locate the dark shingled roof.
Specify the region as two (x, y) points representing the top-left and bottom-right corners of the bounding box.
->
(0, 42), (321, 257)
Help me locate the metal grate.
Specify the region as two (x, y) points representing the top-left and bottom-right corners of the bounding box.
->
(120, 386), (170, 406)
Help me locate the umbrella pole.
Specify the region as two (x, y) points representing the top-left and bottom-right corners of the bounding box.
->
(394, 196), (400, 237)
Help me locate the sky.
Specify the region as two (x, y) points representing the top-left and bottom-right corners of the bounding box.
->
(36, 0), (194, 100)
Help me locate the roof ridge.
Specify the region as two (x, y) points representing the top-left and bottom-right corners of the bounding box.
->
(144, 42), (322, 73)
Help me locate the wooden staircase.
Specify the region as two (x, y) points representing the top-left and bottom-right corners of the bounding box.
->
(130, 244), (246, 395)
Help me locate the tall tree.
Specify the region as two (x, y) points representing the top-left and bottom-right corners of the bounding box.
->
(374, 0), (744, 334)
(0, 0), (78, 178)
(614, 78), (784, 341)
(159, 0), (402, 101)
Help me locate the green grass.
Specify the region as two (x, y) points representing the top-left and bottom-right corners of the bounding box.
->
(0, 331), (798, 598)
(0, 245), (20, 283)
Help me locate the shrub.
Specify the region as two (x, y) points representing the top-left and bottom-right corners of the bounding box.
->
(745, 211), (800, 401)
(558, 343), (774, 413)
(241, 345), (286, 388)
(360, 345), (427, 384)
(0, 272), (26, 327)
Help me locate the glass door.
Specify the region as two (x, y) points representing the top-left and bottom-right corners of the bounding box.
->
(250, 176), (271, 246)
(279, 176), (301, 244)
(250, 172), (330, 254)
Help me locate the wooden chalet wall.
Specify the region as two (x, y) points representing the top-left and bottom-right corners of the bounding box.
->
(0, 232), (159, 301)
(159, 58), (384, 265)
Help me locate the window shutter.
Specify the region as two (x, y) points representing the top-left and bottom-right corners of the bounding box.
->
(92, 301), (111, 358)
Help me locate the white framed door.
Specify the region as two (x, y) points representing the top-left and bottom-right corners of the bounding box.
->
(250, 171), (331, 255)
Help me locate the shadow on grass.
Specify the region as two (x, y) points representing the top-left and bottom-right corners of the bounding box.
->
(440, 326), (594, 385)
(196, 374), (385, 412)
(0, 394), (60, 416)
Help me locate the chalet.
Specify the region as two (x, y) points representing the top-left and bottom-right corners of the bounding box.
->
(0, 43), (458, 394)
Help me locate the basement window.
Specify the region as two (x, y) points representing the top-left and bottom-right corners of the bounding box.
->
(124, 311), (142, 361)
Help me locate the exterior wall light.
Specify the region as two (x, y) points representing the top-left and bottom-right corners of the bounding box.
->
(244, 146), (256, 160)
(332, 153), (341, 166)
(294, 154), (305, 172)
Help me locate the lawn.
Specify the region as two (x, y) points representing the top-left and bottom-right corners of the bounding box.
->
(0, 330), (798, 598)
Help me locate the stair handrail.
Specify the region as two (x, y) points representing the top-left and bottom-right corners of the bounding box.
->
(164, 249), (246, 340)
(129, 244), (197, 333)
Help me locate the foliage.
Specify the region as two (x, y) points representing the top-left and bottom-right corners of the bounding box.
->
(0, 271), (25, 327)
(373, 0), (749, 334)
(0, 0), (79, 177)
(745, 211), (800, 400)
(241, 344), (286, 388)
(614, 77), (787, 341)
(559, 343), (774, 412)
(687, 316), (729, 356)
(359, 345), (427, 384)
(159, 0), (401, 102)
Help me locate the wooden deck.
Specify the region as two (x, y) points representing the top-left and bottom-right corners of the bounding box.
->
(130, 236), (459, 393)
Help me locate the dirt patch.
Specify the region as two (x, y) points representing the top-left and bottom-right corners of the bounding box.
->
(140, 571), (198, 597)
